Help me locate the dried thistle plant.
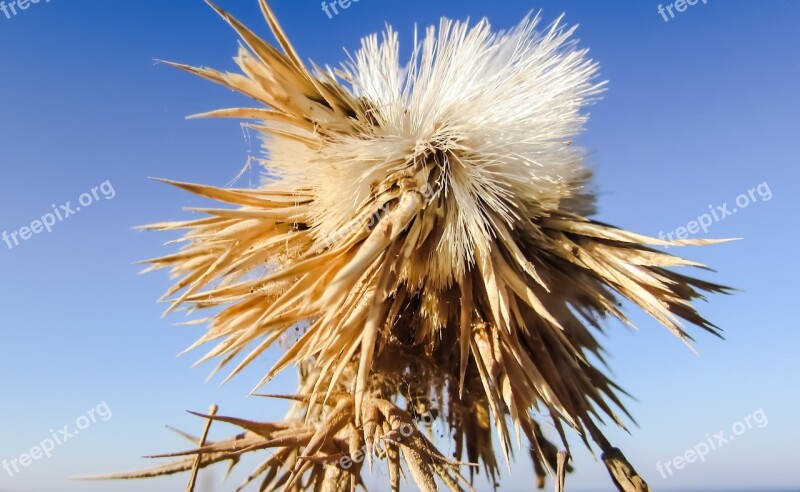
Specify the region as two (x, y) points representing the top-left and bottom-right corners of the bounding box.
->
(99, 1), (731, 490)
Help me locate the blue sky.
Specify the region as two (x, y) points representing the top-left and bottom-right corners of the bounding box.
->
(1, 1), (798, 491)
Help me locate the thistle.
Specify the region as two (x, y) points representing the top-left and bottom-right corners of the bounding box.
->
(101, 1), (731, 490)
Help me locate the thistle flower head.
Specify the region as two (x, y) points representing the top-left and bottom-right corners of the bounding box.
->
(306, 14), (602, 285)
(107, 2), (731, 491)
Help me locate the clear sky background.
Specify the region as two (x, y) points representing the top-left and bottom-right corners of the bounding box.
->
(1, 1), (798, 491)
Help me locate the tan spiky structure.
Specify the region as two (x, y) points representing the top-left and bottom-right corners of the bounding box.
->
(99, 1), (732, 490)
